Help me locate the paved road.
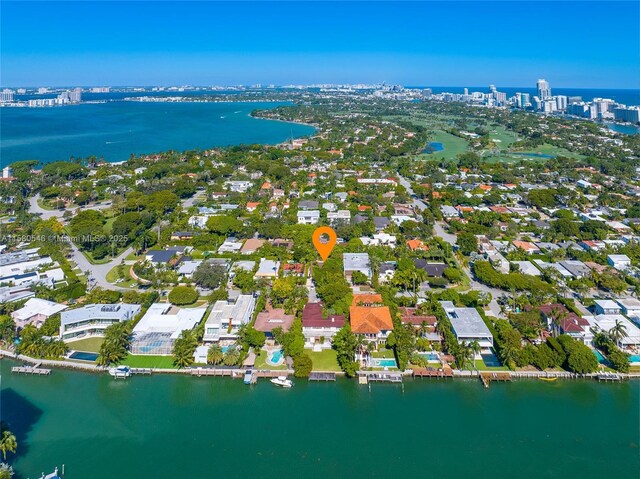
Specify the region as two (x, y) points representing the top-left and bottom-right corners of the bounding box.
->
(183, 190), (206, 209)
(28, 194), (113, 220)
(398, 174), (506, 317)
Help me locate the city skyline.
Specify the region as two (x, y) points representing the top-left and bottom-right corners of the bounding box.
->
(1, 1), (639, 88)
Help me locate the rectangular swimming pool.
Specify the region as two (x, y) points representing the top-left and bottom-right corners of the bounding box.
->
(371, 358), (397, 368)
(593, 350), (606, 363)
(69, 351), (99, 362)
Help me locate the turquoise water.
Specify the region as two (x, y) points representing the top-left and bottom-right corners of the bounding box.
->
(0, 101), (315, 165)
(594, 350), (606, 363)
(423, 141), (444, 153)
(417, 352), (439, 361)
(510, 152), (557, 159)
(372, 358), (397, 367)
(607, 123), (640, 135)
(68, 352), (98, 362)
(269, 349), (284, 363)
(629, 355), (640, 363)
(3, 361), (638, 479)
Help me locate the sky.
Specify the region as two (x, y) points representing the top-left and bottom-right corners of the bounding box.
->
(1, 1), (639, 88)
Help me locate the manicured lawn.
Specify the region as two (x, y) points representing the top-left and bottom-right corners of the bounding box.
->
(106, 264), (138, 287)
(121, 354), (178, 369)
(371, 348), (395, 359)
(308, 349), (340, 371)
(421, 130), (469, 161)
(67, 336), (104, 353)
(474, 359), (509, 371)
(489, 125), (518, 149)
(254, 349), (288, 370)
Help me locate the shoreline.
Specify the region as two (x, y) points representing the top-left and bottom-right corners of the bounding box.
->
(4, 350), (638, 383)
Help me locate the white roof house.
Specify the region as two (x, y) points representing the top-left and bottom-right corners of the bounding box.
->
(203, 295), (256, 342)
(594, 299), (622, 315)
(255, 259), (280, 278)
(60, 303), (141, 341)
(615, 298), (640, 317)
(177, 260), (203, 277)
(11, 298), (67, 329)
(440, 301), (493, 349)
(588, 315), (640, 347)
(608, 254), (631, 271)
(510, 261), (541, 276)
(218, 238), (244, 254)
(297, 210), (320, 225)
(343, 253), (372, 279)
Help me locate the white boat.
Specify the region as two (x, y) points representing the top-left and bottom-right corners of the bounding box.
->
(244, 369), (254, 385)
(270, 376), (293, 388)
(109, 365), (131, 378)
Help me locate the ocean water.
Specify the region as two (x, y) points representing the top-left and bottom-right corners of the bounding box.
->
(0, 101), (315, 166)
(3, 361), (639, 479)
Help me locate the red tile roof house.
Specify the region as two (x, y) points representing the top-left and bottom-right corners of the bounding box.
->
(301, 303), (346, 351)
(254, 305), (295, 337)
(538, 304), (593, 345)
(399, 307), (440, 341)
(512, 240), (541, 255)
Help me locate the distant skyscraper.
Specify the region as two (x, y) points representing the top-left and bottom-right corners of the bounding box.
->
(0, 88), (15, 102)
(463, 87), (469, 96)
(489, 84), (496, 93)
(536, 79), (551, 101)
(555, 95), (567, 111)
(69, 88), (82, 102)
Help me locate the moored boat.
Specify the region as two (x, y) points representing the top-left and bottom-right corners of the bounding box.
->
(109, 365), (131, 378)
(270, 376), (293, 388)
(539, 377), (557, 382)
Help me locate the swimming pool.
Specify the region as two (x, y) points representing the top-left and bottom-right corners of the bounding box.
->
(269, 349), (284, 364)
(593, 350), (606, 363)
(628, 355), (640, 363)
(69, 351), (99, 362)
(371, 358), (397, 368)
(418, 352), (439, 362)
(481, 353), (502, 367)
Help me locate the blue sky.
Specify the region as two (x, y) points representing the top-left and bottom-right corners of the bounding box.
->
(2, 1), (639, 87)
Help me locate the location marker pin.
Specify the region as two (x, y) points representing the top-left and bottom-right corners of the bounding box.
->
(312, 226), (337, 261)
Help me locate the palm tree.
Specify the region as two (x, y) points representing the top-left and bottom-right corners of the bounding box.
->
(207, 344), (224, 365)
(0, 430), (17, 461)
(609, 319), (628, 346)
(470, 340), (481, 365)
(456, 341), (473, 370)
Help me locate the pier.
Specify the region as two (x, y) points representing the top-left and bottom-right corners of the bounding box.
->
(479, 372), (511, 388)
(358, 371), (403, 384)
(11, 362), (51, 375)
(130, 368), (153, 375)
(412, 367), (453, 379)
(309, 372), (336, 381)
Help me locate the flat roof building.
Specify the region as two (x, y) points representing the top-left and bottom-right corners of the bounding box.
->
(61, 303), (141, 341)
(440, 301), (493, 348)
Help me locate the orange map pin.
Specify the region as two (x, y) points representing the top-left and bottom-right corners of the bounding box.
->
(312, 226), (337, 261)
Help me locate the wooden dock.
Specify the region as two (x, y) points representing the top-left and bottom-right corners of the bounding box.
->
(358, 372), (403, 384)
(412, 368), (453, 379)
(12, 364), (51, 375)
(191, 368), (234, 377)
(596, 372), (623, 382)
(309, 372), (336, 381)
(480, 372), (511, 388)
(130, 368), (152, 375)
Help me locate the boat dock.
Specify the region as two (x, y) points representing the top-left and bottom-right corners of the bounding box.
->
(479, 372), (512, 388)
(130, 368), (152, 375)
(596, 372), (623, 382)
(358, 371), (403, 384)
(11, 362), (51, 375)
(309, 372), (336, 381)
(412, 367), (453, 379)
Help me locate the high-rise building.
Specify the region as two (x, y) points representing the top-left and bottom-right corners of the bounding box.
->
(494, 91), (507, 104)
(613, 106), (640, 123)
(463, 88), (468, 96)
(536, 79), (551, 101)
(0, 88), (15, 102)
(555, 95), (567, 111)
(69, 88), (82, 102)
(516, 92), (530, 109)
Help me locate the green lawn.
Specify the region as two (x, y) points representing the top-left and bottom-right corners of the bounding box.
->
(308, 349), (340, 371)
(106, 264), (138, 287)
(371, 348), (395, 359)
(121, 354), (178, 369)
(489, 126), (518, 149)
(421, 130), (469, 161)
(67, 336), (104, 353)
(254, 349), (288, 370)
(473, 359), (509, 371)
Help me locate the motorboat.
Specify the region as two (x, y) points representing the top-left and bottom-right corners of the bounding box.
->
(109, 365), (131, 378)
(244, 369), (255, 385)
(538, 376), (557, 382)
(270, 376), (293, 388)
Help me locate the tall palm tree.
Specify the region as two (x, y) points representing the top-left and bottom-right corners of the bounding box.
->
(0, 430), (17, 461)
(207, 344), (224, 365)
(456, 341), (473, 370)
(470, 340), (481, 364)
(609, 319), (628, 346)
